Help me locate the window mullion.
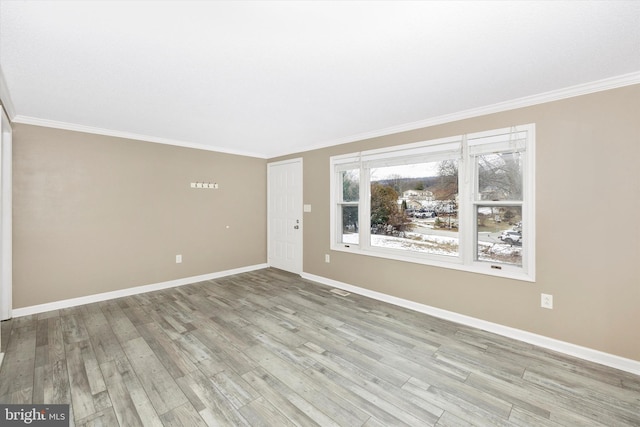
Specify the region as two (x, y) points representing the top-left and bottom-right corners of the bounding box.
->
(459, 135), (473, 265)
(360, 165), (372, 250)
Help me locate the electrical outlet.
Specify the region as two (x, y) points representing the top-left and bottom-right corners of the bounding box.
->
(541, 293), (553, 309)
(176, 254), (182, 264)
(325, 254), (330, 263)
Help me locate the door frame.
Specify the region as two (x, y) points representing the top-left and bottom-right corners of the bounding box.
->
(267, 158), (303, 274)
(0, 107), (11, 321)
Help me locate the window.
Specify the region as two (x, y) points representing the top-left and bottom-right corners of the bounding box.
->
(337, 168), (360, 245)
(330, 124), (535, 281)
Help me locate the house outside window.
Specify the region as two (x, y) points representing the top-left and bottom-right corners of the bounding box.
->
(330, 124), (535, 281)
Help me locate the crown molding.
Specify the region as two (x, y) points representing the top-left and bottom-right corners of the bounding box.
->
(11, 115), (268, 159)
(269, 71), (640, 158)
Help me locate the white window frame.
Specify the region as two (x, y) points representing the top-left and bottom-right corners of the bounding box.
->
(330, 124), (535, 282)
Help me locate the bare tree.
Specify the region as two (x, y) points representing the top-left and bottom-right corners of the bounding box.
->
(386, 174), (404, 194)
(435, 159), (458, 200)
(477, 152), (522, 200)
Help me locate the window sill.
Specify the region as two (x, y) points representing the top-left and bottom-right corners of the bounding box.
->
(330, 244), (535, 282)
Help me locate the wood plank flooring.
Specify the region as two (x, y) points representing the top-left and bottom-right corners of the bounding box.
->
(1, 268), (639, 426)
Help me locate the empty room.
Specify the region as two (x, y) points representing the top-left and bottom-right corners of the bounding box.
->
(0, 1), (639, 426)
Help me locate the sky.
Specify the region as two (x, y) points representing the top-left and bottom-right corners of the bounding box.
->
(371, 162), (440, 180)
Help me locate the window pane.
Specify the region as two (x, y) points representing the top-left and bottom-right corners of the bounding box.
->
(477, 151), (523, 201)
(341, 169), (359, 202)
(476, 205), (522, 266)
(340, 205), (359, 244)
(369, 160), (459, 257)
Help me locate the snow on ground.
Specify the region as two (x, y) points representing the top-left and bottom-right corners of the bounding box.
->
(343, 232), (458, 256)
(342, 231), (521, 265)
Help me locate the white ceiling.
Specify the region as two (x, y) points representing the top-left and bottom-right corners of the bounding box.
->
(1, 1), (639, 158)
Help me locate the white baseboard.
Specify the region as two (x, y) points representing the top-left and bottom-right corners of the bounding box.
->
(301, 272), (640, 376)
(12, 264), (268, 318)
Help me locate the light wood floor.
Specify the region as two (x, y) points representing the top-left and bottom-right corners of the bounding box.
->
(1, 268), (639, 426)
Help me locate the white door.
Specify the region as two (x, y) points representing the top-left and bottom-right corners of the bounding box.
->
(268, 159), (303, 274)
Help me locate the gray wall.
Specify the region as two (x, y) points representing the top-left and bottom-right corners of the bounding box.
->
(273, 84), (640, 362)
(13, 124), (267, 307)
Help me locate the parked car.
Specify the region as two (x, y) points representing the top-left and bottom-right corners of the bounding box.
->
(414, 209), (436, 218)
(499, 230), (522, 246)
